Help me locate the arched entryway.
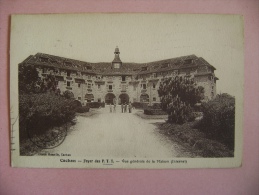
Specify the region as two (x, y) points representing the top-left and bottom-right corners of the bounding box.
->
(105, 93), (116, 104)
(140, 94), (149, 102)
(85, 94), (94, 102)
(119, 93), (129, 104)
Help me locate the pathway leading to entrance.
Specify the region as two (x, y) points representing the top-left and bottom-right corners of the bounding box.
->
(42, 106), (183, 158)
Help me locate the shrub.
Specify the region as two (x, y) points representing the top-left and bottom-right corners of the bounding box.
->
(76, 106), (90, 113)
(132, 102), (148, 109)
(19, 92), (77, 140)
(197, 93), (235, 150)
(86, 102), (104, 108)
(144, 108), (167, 115)
(158, 76), (204, 124)
(152, 103), (162, 109)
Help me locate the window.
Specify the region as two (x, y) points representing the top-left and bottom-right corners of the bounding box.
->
(78, 83), (81, 88)
(153, 83), (156, 89)
(40, 57), (49, 63)
(122, 76), (126, 81)
(98, 98), (101, 103)
(114, 63), (120, 68)
(86, 66), (92, 70)
(67, 71), (71, 77)
(153, 97), (156, 101)
(141, 67), (148, 71)
(109, 85), (112, 90)
(143, 84), (146, 89)
(88, 83), (91, 89)
(183, 59), (193, 65)
(67, 81), (70, 87)
(64, 61), (72, 66)
(161, 63), (169, 68)
(78, 97), (81, 100)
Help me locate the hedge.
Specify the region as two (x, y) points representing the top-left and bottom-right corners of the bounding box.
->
(19, 92), (77, 140)
(144, 109), (167, 115)
(196, 93), (235, 150)
(86, 102), (105, 108)
(132, 102), (149, 109)
(76, 106), (90, 113)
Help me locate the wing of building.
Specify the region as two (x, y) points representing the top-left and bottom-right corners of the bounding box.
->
(19, 47), (218, 104)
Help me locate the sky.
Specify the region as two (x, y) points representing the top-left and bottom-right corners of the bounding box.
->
(11, 13), (244, 97)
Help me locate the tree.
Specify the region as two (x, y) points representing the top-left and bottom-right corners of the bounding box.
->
(158, 76), (204, 124)
(18, 64), (76, 141)
(19, 64), (40, 94)
(19, 63), (60, 94)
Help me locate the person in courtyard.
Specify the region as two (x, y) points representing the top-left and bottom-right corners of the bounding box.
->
(109, 103), (112, 113)
(113, 103), (116, 113)
(124, 103), (127, 113)
(128, 102), (132, 113)
(121, 103), (124, 113)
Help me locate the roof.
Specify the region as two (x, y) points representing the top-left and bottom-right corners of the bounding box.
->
(21, 52), (216, 76)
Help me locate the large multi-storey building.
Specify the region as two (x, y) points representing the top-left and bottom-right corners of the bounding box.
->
(19, 47), (218, 105)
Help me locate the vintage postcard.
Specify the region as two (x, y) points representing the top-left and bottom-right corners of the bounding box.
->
(10, 13), (243, 168)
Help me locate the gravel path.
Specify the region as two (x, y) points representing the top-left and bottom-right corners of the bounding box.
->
(42, 106), (183, 158)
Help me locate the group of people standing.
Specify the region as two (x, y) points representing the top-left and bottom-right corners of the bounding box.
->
(121, 102), (133, 113)
(109, 102), (133, 113)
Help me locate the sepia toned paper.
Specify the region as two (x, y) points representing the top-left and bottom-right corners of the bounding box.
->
(10, 13), (244, 169)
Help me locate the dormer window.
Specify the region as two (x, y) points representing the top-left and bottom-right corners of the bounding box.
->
(64, 61), (72, 66)
(175, 60), (182, 65)
(183, 59), (193, 65)
(161, 63), (169, 68)
(39, 57), (49, 63)
(141, 66), (148, 71)
(50, 59), (58, 64)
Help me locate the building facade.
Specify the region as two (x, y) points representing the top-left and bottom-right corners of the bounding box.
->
(20, 47), (218, 105)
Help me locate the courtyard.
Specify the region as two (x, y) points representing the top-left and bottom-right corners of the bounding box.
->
(42, 106), (196, 158)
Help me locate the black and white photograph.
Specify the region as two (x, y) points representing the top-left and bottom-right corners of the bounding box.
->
(10, 14), (243, 168)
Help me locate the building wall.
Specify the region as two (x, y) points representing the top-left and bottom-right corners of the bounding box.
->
(35, 63), (216, 105)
